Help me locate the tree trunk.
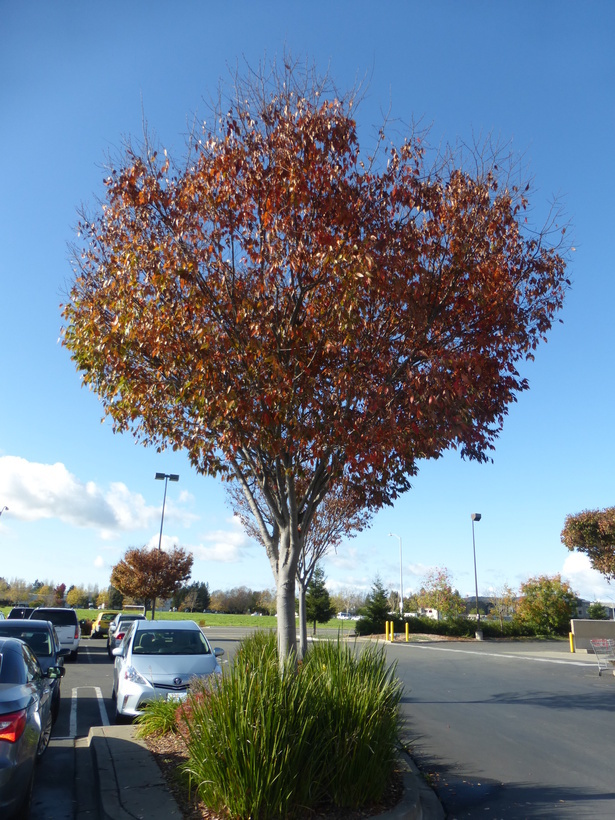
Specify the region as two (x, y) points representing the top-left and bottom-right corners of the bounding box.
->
(276, 564), (297, 663)
(151, 597), (157, 621)
(297, 582), (308, 659)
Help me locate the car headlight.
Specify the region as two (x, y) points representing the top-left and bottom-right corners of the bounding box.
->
(122, 666), (152, 687)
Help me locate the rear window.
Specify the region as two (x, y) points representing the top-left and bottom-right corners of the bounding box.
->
(32, 609), (78, 627)
(0, 647), (27, 684)
(0, 628), (52, 656)
(8, 608), (34, 619)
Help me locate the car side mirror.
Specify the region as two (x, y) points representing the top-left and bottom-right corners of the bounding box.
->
(214, 647), (225, 657)
(112, 647), (124, 657)
(47, 666), (66, 679)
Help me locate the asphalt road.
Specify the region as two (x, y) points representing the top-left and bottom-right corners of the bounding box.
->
(29, 630), (238, 818)
(385, 639), (615, 819)
(29, 632), (615, 819)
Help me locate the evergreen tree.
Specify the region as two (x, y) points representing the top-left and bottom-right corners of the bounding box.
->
(305, 566), (336, 635)
(587, 601), (609, 620)
(358, 576), (391, 634)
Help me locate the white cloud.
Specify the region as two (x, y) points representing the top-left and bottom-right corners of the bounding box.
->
(94, 556), (104, 568)
(193, 517), (254, 563)
(562, 552), (615, 602)
(0, 456), (159, 535)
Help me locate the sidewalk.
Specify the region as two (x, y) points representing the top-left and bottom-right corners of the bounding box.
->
(76, 723), (445, 820)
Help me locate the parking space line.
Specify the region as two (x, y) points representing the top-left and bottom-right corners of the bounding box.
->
(70, 686), (110, 738)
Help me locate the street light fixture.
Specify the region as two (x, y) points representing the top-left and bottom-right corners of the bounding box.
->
(0, 507), (8, 518)
(388, 533), (404, 616)
(155, 473), (179, 551)
(471, 513), (482, 635)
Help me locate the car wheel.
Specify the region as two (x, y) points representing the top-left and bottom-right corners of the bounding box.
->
(70, 649), (79, 662)
(37, 709), (53, 759)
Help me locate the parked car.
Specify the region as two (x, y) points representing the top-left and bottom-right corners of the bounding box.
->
(90, 610), (119, 639)
(112, 619), (224, 720)
(0, 637), (65, 818)
(29, 608), (81, 662)
(107, 614), (147, 658)
(7, 608), (34, 620)
(0, 620), (69, 723)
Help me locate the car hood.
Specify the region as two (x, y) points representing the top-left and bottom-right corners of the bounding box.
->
(129, 654), (220, 682)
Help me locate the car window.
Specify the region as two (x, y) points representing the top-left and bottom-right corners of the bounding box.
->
(0, 647), (27, 684)
(132, 629), (211, 655)
(22, 645), (42, 682)
(32, 609), (78, 626)
(0, 627), (52, 656)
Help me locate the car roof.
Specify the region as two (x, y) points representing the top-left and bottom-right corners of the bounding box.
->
(0, 619), (52, 630)
(0, 636), (28, 651)
(133, 619), (200, 630)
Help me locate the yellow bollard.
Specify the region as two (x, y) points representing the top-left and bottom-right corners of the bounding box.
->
(385, 621), (389, 641)
(390, 621), (395, 642)
(569, 631), (575, 653)
(405, 622), (409, 642)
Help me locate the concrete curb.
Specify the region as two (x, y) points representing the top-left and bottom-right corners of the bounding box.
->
(381, 753), (445, 820)
(86, 725), (182, 820)
(82, 724), (444, 820)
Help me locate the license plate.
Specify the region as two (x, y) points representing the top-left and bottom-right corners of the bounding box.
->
(166, 692), (187, 703)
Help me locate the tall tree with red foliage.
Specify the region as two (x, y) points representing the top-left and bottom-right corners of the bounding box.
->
(63, 59), (569, 659)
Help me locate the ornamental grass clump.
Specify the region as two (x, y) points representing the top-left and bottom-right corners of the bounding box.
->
(304, 640), (403, 808)
(180, 631), (403, 819)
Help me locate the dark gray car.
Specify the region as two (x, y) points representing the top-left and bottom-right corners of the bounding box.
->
(0, 637), (65, 818)
(0, 620), (69, 722)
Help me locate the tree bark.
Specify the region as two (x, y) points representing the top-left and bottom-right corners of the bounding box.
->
(297, 581), (308, 659)
(276, 566), (297, 663)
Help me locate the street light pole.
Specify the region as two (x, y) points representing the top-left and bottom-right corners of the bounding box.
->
(471, 513), (482, 635)
(388, 533), (404, 616)
(155, 473), (179, 551)
(0, 507), (8, 518)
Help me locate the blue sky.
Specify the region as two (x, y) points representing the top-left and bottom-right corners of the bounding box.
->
(1, 2), (613, 604)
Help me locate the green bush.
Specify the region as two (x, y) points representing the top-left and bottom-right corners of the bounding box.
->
(180, 631), (402, 819)
(135, 698), (180, 738)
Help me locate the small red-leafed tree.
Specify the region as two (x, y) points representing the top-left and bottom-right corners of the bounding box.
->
(62, 58), (569, 660)
(561, 507), (615, 580)
(110, 545), (193, 620)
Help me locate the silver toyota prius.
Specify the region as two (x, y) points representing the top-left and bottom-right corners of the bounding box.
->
(112, 619), (224, 720)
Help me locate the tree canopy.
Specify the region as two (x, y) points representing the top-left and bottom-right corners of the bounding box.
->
(516, 574), (577, 635)
(561, 506), (615, 580)
(110, 545), (193, 620)
(62, 59), (569, 658)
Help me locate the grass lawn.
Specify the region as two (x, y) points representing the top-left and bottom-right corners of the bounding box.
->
(0, 606), (353, 631)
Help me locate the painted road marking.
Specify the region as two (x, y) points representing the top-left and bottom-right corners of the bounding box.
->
(403, 642), (596, 668)
(69, 686), (110, 737)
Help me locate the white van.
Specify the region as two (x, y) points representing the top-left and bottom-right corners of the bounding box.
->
(30, 607), (81, 661)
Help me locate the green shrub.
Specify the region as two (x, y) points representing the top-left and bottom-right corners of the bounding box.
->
(135, 698), (180, 738)
(180, 631), (403, 819)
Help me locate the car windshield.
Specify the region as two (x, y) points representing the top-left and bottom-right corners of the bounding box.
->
(0, 628), (52, 656)
(132, 629), (211, 656)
